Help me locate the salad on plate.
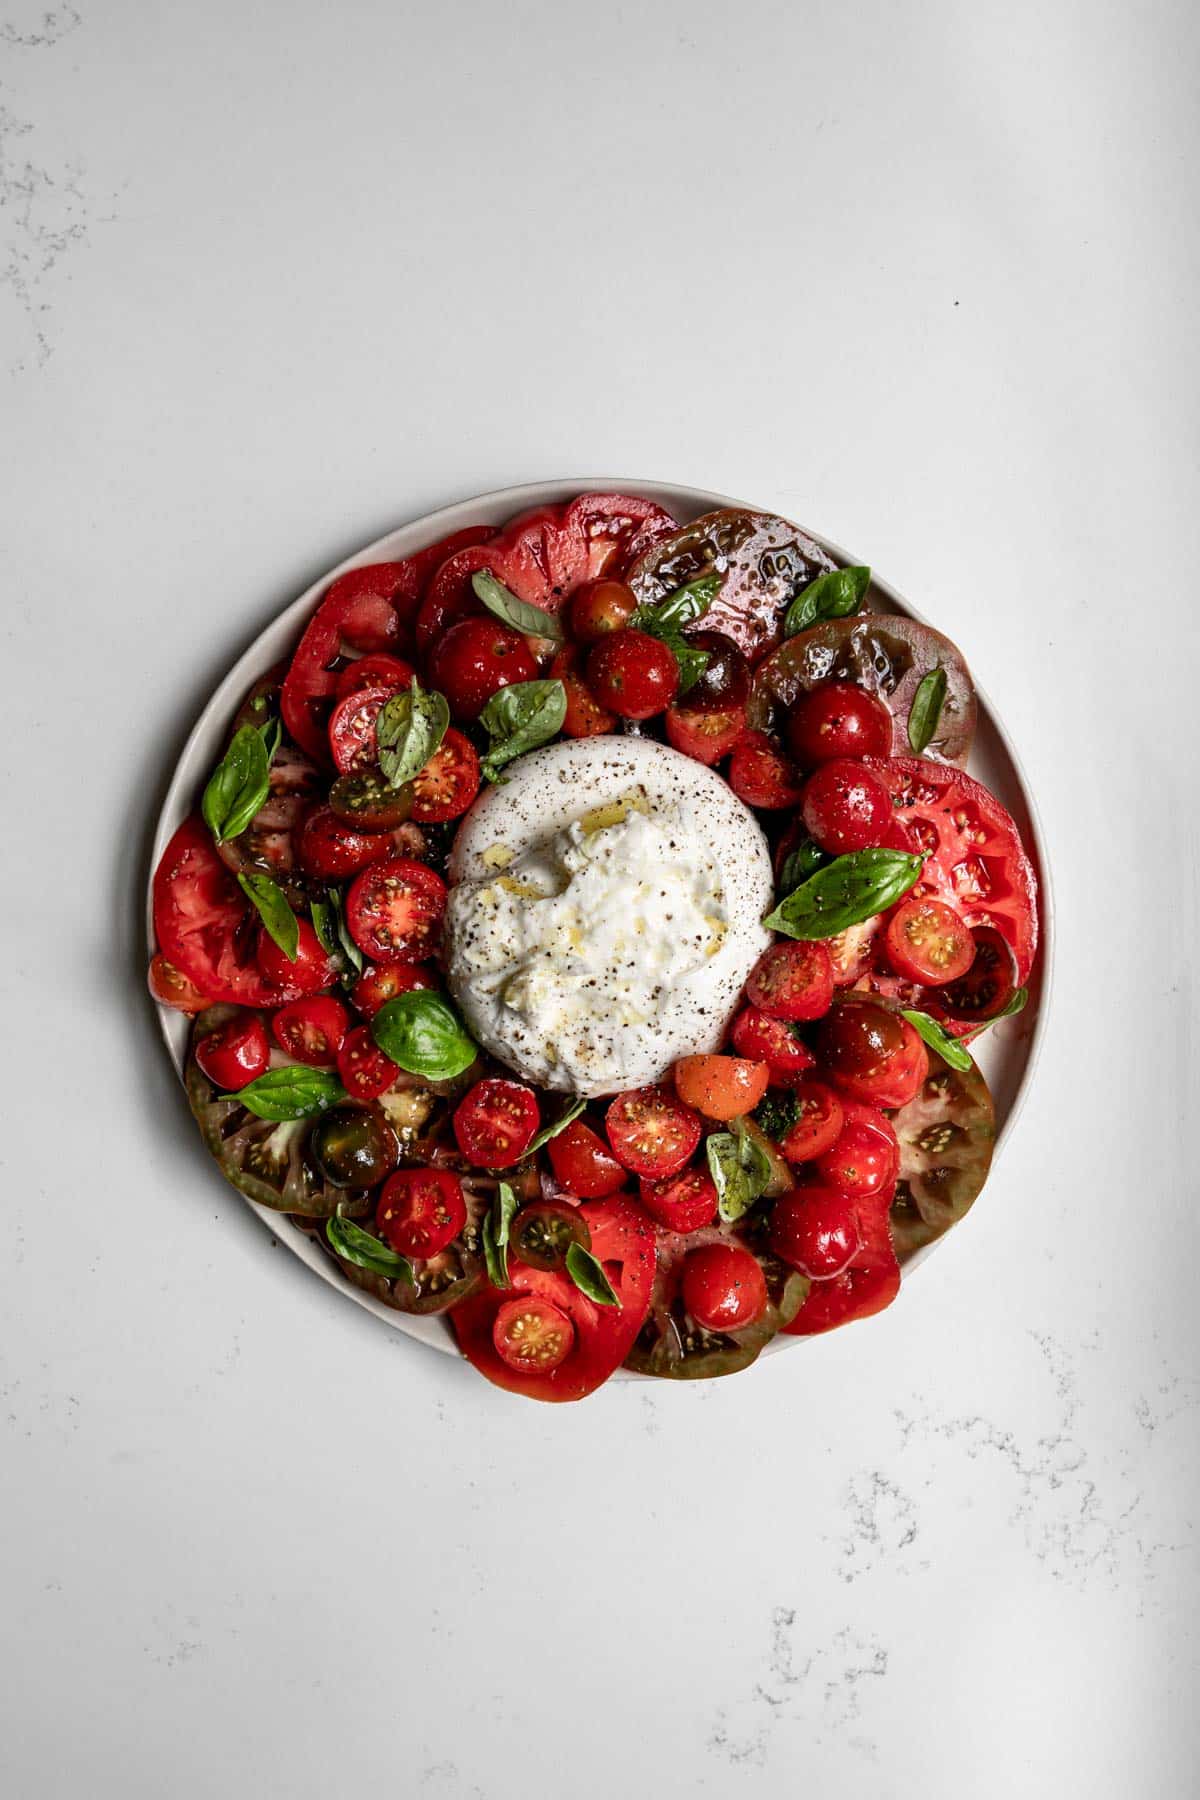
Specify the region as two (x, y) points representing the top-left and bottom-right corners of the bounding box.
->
(149, 491), (1039, 1402)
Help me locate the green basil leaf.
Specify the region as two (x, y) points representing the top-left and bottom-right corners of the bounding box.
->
(672, 639), (712, 696)
(483, 1180), (519, 1289)
(907, 667), (947, 753)
(376, 679), (450, 789)
(328, 887), (363, 975)
(524, 1096), (587, 1157)
(632, 572), (721, 638)
(370, 991), (478, 1081)
(259, 716), (282, 761)
(783, 564), (871, 637)
(961, 986), (1029, 1045)
(706, 1120), (771, 1224)
(309, 896), (338, 958)
(479, 679), (567, 782)
(778, 834), (828, 894)
(900, 1009), (974, 1072)
(566, 1240), (620, 1308)
(763, 848), (924, 941)
(235, 1066), (345, 1120)
(237, 870), (299, 961)
(201, 724), (271, 845)
(326, 1216), (414, 1282)
(472, 570), (564, 642)
(732, 1114), (774, 1193)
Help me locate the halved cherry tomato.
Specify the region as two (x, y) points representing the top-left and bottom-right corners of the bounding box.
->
(256, 920), (338, 996)
(931, 925), (1020, 1028)
(769, 1188), (860, 1279)
(546, 1119), (626, 1198)
(296, 805), (392, 881)
(429, 617), (538, 721)
(727, 730), (805, 809)
(454, 1078), (540, 1167)
(510, 1200), (591, 1272)
(778, 1079), (844, 1164)
(784, 1209), (900, 1336)
(333, 653), (416, 699)
(885, 895), (975, 985)
(746, 941), (834, 1022)
(153, 817), (302, 1005)
(328, 771), (415, 831)
(605, 1085), (702, 1179)
(350, 962), (435, 1018)
(328, 684), (393, 775)
(551, 644), (618, 737)
(410, 728), (480, 822)
(638, 1166), (718, 1233)
(147, 952), (210, 1014)
(785, 681), (892, 766)
(681, 1243), (767, 1330)
(337, 1024), (399, 1100)
(802, 758), (893, 853)
(569, 578), (638, 642)
(817, 998), (928, 1108)
(194, 1011), (270, 1091)
(673, 1054), (770, 1122)
(729, 1006), (816, 1080)
(271, 995), (349, 1066)
(345, 857), (446, 964)
(492, 1295), (575, 1373)
(664, 701), (746, 765)
(586, 629), (679, 720)
(377, 1168), (466, 1259)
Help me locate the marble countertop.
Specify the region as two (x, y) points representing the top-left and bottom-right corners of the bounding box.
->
(2, 3), (1196, 1795)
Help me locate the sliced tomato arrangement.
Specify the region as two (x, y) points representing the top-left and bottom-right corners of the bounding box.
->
(153, 492), (1039, 1401)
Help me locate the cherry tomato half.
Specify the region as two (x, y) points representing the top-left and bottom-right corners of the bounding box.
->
(195, 1011), (270, 1091)
(296, 805), (392, 881)
(769, 1188), (860, 1280)
(270, 995), (349, 1066)
(638, 1166), (718, 1233)
(148, 952), (210, 1014)
(726, 731), (805, 809)
(551, 644), (619, 738)
(785, 681), (892, 766)
(933, 926), (1020, 1026)
(884, 896), (975, 985)
(410, 728), (480, 823)
(327, 771), (416, 831)
(546, 1119), (627, 1198)
(778, 1079), (845, 1164)
(729, 1006), (816, 1080)
(345, 857), (446, 964)
(745, 941), (835, 1022)
(337, 1024), (399, 1100)
(802, 758), (893, 854)
(454, 1078), (541, 1168)
(680, 1243), (768, 1331)
(664, 701), (746, 766)
(350, 962), (435, 1018)
(605, 1084), (702, 1179)
(377, 1168), (466, 1260)
(510, 1200), (591, 1273)
(585, 629), (679, 720)
(429, 617), (537, 721)
(327, 684), (394, 775)
(673, 1054), (770, 1122)
(492, 1295), (576, 1374)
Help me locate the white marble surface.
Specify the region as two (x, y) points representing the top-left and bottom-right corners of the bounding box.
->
(2, 3), (1197, 1795)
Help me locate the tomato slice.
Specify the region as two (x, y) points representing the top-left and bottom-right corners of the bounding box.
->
(337, 1024), (400, 1100)
(153, 816), (304, 1005)
(727, 731), (805, 809)
(624, 1217), (807, 1379)
(545, 1119), (627, 1198)
(605, 1085), (703, 1179)
(778, 1079), (844, 1164)
(551, 644), (618, 738)
(148, 952), (210, 1014)
(453, 1077), (540, 1168)
(344, 856), (446, 964)
(410, 728), (481, 822)
(377, 1168), (467, 1260)
(884, 895), (975, 985)
(928, 925), (1020, 1032)
(450, 1195), (656, 1402)
(493, 1296), (575, 1373)
(271, 996), (349, 1066)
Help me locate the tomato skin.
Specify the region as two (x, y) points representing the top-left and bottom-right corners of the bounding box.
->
(681, 1243), (768, 1330)
(818, 1000), (928, 1108)
(769, 1188), (860, 1279)
(334, 653), (416, 699)
(727, 731), (805, 809)
(492, 1296), (575, 1373)
(802, 758), (893, 853)
(639, 1167), (718, 1233)
(256, 920), (338, 996)
(778, 1079), (845, 1164)
(337, 1024), (399, 1100)
(785, 682), (892, 766)
(551, 644), (619, 737)
(454, 1077), (541, 1168)
(586, 628), (679, 720)
(729, 1006), (816, 1079)
(350, 962), (435, 1018)
(746, 941), (835, 1022)
(664, 701), (746, 766)
(884, 896), (974, 985)
(345, 857), (446, 964)
(673, 1054), (770, 1122)
(546, 1119), (627, 1198)
(429, 617), (538, 721)
(605, 1084), (703, 1179)
(377, 1168), (466, 1260)
(815, 1120), (897, 1201)
(270, 995), (349, 1067)
(148, 952), (210, 1014)
(569, 578), (638, 642)
(682, 632), (750, 713)
(784, 1209), (900, 1336)
(296, 805), (391, 881)
(195, 1011), (270, 1090)
(410, 728), (481, 822)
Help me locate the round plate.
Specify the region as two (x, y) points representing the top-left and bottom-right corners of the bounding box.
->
(147, 480), (1054, 1367)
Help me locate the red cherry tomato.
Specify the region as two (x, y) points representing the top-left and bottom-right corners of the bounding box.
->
(345, 857), (446, 964)
(296, 805), (392, 881)
(729, 1006), (816, 1079)
(327, 684), (393, 775)
(256, 919), (338, 996)
(802, 758), (893, 853)
(778, 1079), (845, 1163)
(815, 1119), (897, 1201)
(147, 952), (210, 1014)
(769, 1187), (860, 1278)
(727, 730), (805, 809)
(785, 1209), (900, 1336)
(492, 1295), (576, 1374)
(681, 1243), (768, 1331)
(638, 1166), (718, 1233)
(429, 617), (537, 721)
(884, 895), (975, 985)
(454, 1078), (541, 1168)
(930, 926), (1020, 1028)
(569, 578), (638, 642)
(550, 644), (619, 737)
(350, 962), (435, 1018)
(816, 1001), (928, 1108)
(673, 1054), (770, 1121)
(409, 728), (480, 822)
(377, 1168), (467, 1260)
(194, 1011), (270, 1091)
(746, 941), (835, 1021)
(585, 629), (679, 720)
(337, 1024), (399, 1100)
(785, 681), (893, 766)
(270, 995), (349, 1067)
(334, 653), (416, 699)
(546, 1119), (627, 1198)
(605, 1084), (702, 1179)
(664, 701), (746, 766)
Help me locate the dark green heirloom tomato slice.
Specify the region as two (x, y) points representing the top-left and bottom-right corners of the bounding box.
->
(623, 1215), (808, 1381)
(749, 614), (976, 765)
(328, 769), (416, 829)
(627, 509), (837, 662)
(888, 1042), (996, 1260)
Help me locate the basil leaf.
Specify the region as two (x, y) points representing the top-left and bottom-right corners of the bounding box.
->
(376, 679), (450, 789)
(259, 716), (282, 761)
(900, 1009), (974, 1072)
(201, 725), (271, 845)
(482, 1180), (519, 1289)
(732, 1114), (774, 1193)
(472, 570), (564, 642)
(778, 834), (828, 894)
(961, 986), (1029, 1045)
(310, 896), (338, 958)
(479, 679), (567, 782)
(632, 573), (720, 638)
(763, 849), (924, 940)
(326, 1216), (414, 1282)
(328, 887), (363, 974)
(237, 870), (299, 961)
(235, 1066), (345, 1120)
(370, 991), (478, 1081)
(524, 1096), (587, 1157)
(907, 667), (947, 753)
(706, 1119), (771, 1224)
(783, 564), (871, 637)
(566, 1241), (620, 1308)
(672, 639), (712, 696)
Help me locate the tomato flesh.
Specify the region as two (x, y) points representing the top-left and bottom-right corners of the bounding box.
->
(729, 1006), (815, 1080)
(345, 857), (446, 964)
(552, 644), (618, 737)
(546, 1119), (627, 1198)
(350, 962), (435, 1018)
(296, 805), (392, 881)
(884, 895), (975, 985)
(605, 1085), (702, 1179)
(328, 684), (394, 774)
(271, 995), (349, 1066)
(194, 1011), (270, 1091)
(638, 1167), (718, 1233)
(337, 1024), (399, 1100)
(493, 1296), (576, 1373)
(664, 700), (746, 765)
(454, 1077), (541, 1168)
(153, 817), (300, 1006)
(148, 952), (210, 1014)
(378, 1168), (466, 1260)
(746, 941), (834, 1022)
(410, 728), (480, 822)
(510, 1200), (591, 1272)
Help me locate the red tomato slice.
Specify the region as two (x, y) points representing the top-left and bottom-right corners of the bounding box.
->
(344, 857), (446, 964)
(450, 1195), (656, 1402)
(153, 816), (304, 1005)
(453, 1078), (541, 1168)
(410, 728), (481, 822)
(337, 1024), (399, 1100)
(271, 996), (349, 1066)
(605, 1085), (703, 1179)
(545, 1119), (627, 1198)
(147, 952), (211, 1014)
(783, 1208), (900, 1336)
(561, 493), (678, 575)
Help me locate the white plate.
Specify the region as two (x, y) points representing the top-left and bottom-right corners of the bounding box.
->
(147, 480), (1054, 1367)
